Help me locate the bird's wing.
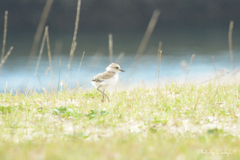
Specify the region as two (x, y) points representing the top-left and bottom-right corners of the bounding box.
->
(92, 71), (115, 82)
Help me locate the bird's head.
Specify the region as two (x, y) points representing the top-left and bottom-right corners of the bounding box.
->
(106, 63), (125, 73)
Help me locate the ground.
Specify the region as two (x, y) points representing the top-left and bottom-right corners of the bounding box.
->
(0, 82), (239, 159)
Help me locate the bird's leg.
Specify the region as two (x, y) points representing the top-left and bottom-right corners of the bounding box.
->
(102, 89), (105, 102)
(97, 86), (110, 102)
(103, 89), (110, 102)
(96, 86), (104, 102)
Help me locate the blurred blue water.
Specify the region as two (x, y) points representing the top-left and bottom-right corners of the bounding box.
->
(1, 30), (240, 92)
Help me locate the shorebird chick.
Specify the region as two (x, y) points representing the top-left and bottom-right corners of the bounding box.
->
(91, 63), (125, 102)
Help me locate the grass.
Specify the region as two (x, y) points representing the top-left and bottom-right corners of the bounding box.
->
(0, 82), (240, 159)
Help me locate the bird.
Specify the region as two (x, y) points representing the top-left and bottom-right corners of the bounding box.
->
(91, 63), (125, 102)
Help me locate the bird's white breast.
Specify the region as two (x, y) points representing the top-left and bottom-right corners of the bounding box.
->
(91, 74), (119, 90)
(105, 74), (118, 87)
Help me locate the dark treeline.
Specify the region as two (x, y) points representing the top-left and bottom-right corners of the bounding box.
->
(0, 0), (239, 33)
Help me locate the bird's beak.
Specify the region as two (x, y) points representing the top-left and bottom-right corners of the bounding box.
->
(120, 69), (125, 72)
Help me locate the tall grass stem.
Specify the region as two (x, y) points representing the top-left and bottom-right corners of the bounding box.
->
(70, 78), (93, 93)
(67, 0), (81, 72)
(0, 46), (13, 69)
(131, 9), (160, 74)
(76, 51), (85, 83)
(109, 33), (113, 63)
(185, 54), (195, 83)
(1, 11), (8, 63)
(45, 26), (54, 87)
(157, 42), (162, 85)
(115, 53), (124, 64)
(57, 59), (62, 94)
(228, 20), (234, 69)
(28, 0), (54, 67)
(35, 28), (47, 76)
(157, 42), (162, 100)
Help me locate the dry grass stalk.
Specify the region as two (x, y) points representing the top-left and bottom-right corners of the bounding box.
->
(185, 54), (195, 83)
(70, 78), (93, 93)
(45, 26), (54, 86)
(0, 46), (13, 69)
(1, 11), (8, 63)
(76, 51), (85, 83)
(157, 42), (162, 83)
(115, 52), (124, 64)
(109, 33), (113, 63)
(34, 28), (47, 76)
(28, 0), (54, 66)
(189, 54), (195, 70)
(196, 67), (240, 85)
(76, 51), (85, 80)
(181, 61), (187, 75)
(228, 20), (234, 69)
(157, 42), (162, 99)
(68, 0), (81, 71)
(132, 9), (160, 73)
(57, 58), (62, 93)
(78, 51), (85, 73)
(45, 67), (51, 76)
(41, 86), (48, 94)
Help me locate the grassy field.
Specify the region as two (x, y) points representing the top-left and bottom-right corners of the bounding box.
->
(0, 82), (239, 160)
(0, 1), (239, 159)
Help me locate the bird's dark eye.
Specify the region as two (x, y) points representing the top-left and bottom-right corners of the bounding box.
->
(116, 67), (119, 69)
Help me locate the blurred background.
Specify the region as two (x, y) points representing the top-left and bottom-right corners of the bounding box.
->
(0, 0), (240, 92)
